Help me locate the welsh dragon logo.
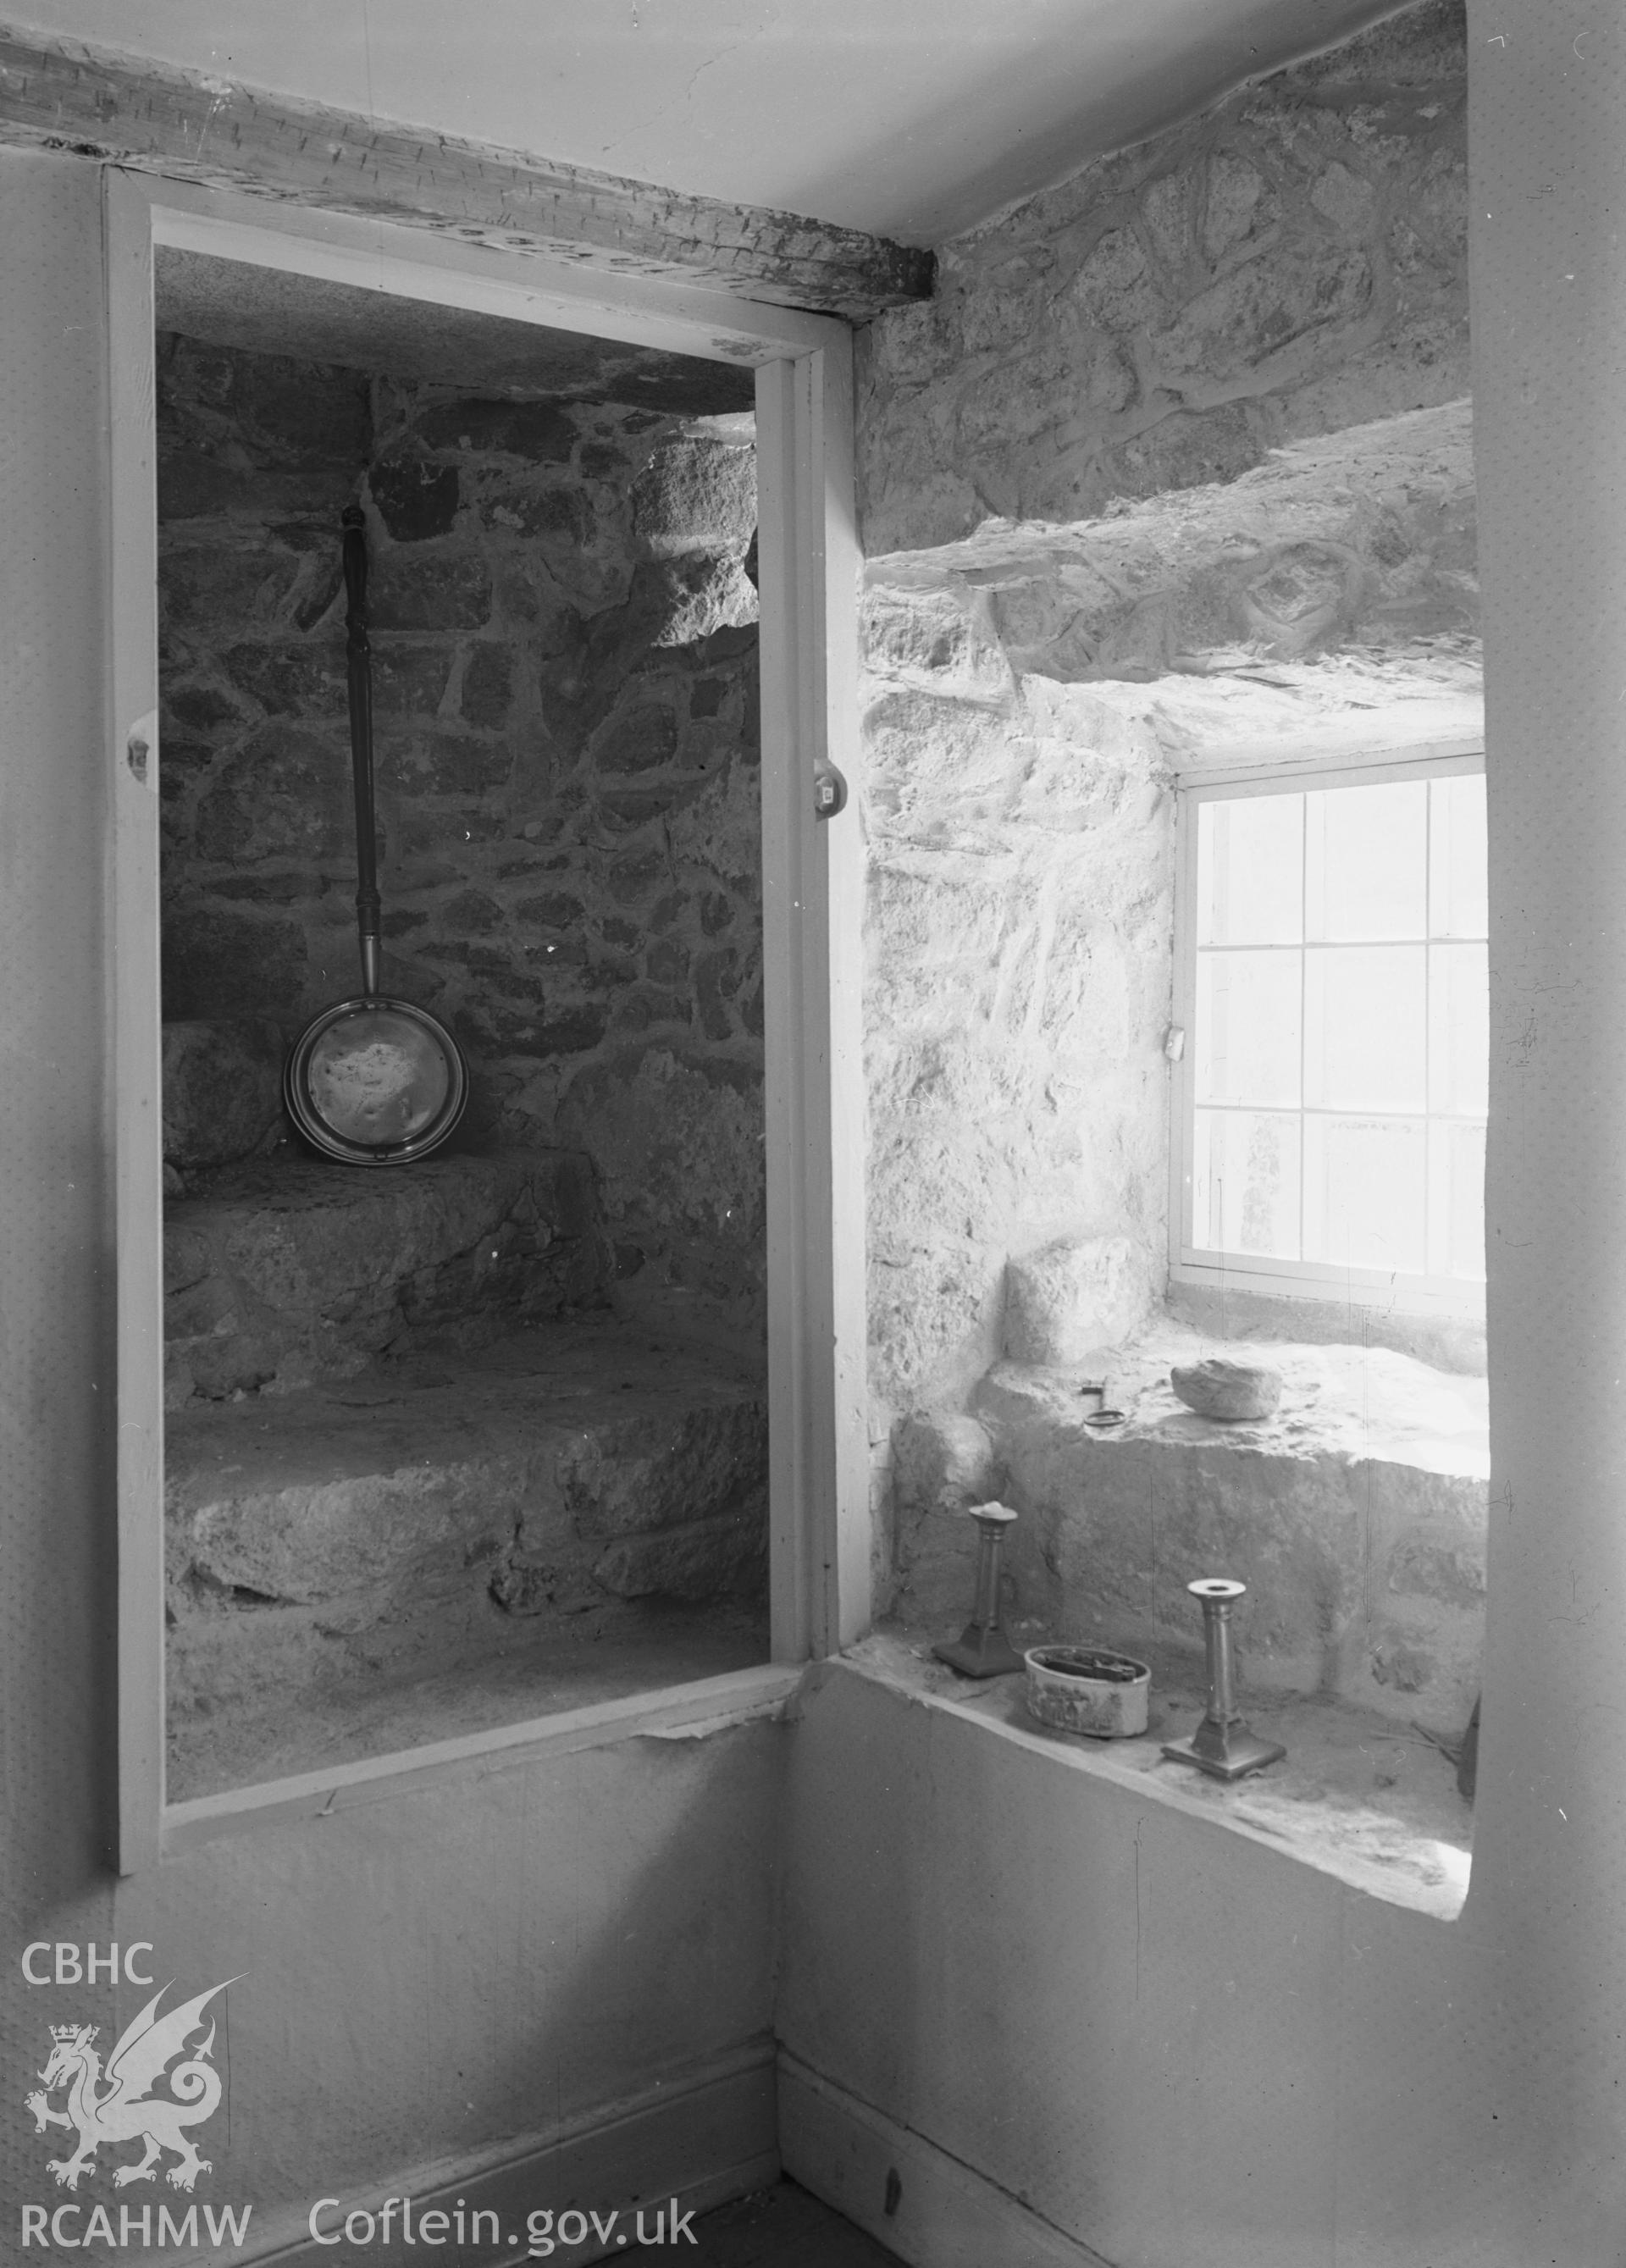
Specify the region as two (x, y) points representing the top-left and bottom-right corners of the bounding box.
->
(25, 1979), (234, 2193)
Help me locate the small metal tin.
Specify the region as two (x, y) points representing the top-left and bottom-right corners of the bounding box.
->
(1025, 1644), (1151, 1739)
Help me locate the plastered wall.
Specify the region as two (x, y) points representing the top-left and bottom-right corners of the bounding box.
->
(0, 147), (781, 2254)
(783, 1662), (1503, 2268)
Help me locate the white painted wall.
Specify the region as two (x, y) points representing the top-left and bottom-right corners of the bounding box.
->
(783, 1662), (1510, 2266)
(0, 147), (783, 2250)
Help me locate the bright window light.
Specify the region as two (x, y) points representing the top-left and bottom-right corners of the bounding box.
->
(1179, 765), (1486, 1303)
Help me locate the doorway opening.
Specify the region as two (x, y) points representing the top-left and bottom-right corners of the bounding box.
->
(156, 255), (770, 1799)
(110, 182), (868, 1861)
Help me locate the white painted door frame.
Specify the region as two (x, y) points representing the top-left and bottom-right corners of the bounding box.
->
(105, 169), (868, 1872)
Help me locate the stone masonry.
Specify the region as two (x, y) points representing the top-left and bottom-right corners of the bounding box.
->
(856, 0), (1470, 1402)
(158, 339), (766, 1341)
(893, 1329), (1488, 1731)
(859, 0), (1468, 555)
(856, 1), (1480, 1666)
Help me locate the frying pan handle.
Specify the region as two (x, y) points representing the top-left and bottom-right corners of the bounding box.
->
(342, 505), (382, 997)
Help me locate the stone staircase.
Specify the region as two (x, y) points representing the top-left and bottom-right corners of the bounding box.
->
(163, 1148), (611, 1403)
(163, 1150), (769, 1798)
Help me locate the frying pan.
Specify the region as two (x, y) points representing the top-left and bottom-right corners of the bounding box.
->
(283, 506), (469, 1165)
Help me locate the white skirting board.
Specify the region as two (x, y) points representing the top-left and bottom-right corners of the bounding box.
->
(777, 2052), (1116, 2268)
(246, 2040), (778, 2266)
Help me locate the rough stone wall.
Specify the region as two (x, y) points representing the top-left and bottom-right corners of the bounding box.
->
(856, 0), (1470, 1569)
(157, 337), (765, 1340)
(863, 634), (1173, 1424)
(859, 0), (1468, 556)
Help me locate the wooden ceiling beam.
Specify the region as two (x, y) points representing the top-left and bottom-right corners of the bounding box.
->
(0, 25), (935, 322)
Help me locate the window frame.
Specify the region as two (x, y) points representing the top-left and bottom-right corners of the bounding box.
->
(1168, 741), (1488, 1321)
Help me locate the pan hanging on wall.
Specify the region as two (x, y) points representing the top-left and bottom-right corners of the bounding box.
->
(284, 506), (469, 1165)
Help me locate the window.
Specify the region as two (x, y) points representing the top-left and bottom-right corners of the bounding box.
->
(1170, 753), (1487, 1316)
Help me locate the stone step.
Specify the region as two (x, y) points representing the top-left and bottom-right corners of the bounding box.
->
(163, 1319), (769, 1743)
(163, 1148), (611, 1403)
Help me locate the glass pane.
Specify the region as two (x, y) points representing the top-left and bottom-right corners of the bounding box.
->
(1430, 772), (1488, 938)
(1429, 1119), (1487, 1280)
(1305, 779), (1427, 941)
(1304, 945), (1426, 1112)
(1304, 1115), (1427, 1273)
(1195, 949), (1302, 1107)
(1193, 1109), (1301, 1259)
(1197, 794), (1302, 945)
(1430, 943), (1489, 1115)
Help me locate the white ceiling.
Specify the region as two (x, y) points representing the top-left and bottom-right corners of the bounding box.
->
(11, 0), (1407, 244)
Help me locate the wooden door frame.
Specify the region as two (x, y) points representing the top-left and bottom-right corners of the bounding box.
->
(107, 169), (868, 1871)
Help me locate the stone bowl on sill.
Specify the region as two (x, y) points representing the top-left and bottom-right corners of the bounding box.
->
(1025, 1644), (1151, 1740)
(1170, 1357), (1283, 1422)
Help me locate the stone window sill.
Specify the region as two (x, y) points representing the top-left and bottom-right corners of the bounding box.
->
(894, 1323), (1490, 1741)
(1004, 1321), (1490, 1477)
(842, 1630), (1473, 1920)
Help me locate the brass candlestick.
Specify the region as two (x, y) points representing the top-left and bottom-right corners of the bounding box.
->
(1161, 1577), (1285, 1781)
(933, 1502), (1024, 1678)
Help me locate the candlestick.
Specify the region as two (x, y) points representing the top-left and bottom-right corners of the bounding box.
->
(1161, 1577), (1285, 1780)
(933, 1502), (1024, 1678)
